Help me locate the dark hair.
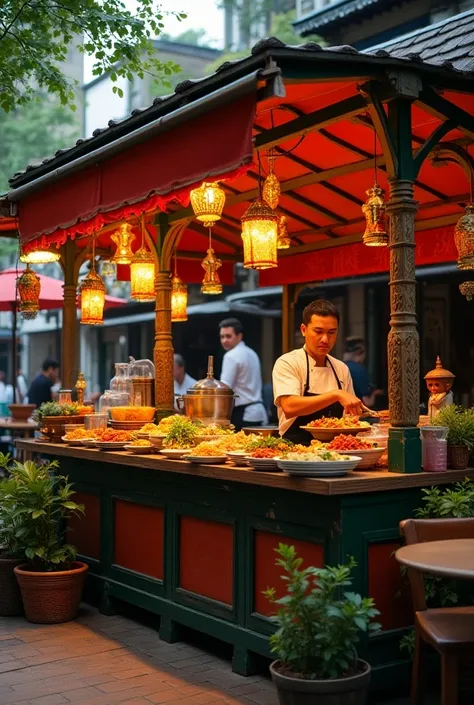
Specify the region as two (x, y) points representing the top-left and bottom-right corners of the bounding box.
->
(302, 299), (340, 326)
(42, 357), (59, 371)
(219, 317), (243, 336)
(344, 336), (365, 354)
(174, 353), (185, 368)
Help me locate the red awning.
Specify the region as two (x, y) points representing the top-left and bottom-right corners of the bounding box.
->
(18, 94), (256, 248)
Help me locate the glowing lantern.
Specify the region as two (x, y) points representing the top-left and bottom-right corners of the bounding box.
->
(362, 183), (388, 246)
(201, 230), (223, 295)
(130, 216), (155, 301)
(190, 182), (225, 224)
(171, 275), (188, 322)
(241, 198), (278, 269)
(263, 150), (280, 210)
(277, 214), (291, 249)
(111, 223), (135, 264)
(454, 204), (474, 270)
(80, 238), (105, 325)
(20, 248), (60, 264)
(17, 265), (41, 320)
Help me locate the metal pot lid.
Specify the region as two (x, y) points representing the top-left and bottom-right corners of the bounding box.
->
(186, 354), (234, 395)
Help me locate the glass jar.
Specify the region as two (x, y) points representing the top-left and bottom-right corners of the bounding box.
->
(58, 389), (72, 405)
(421, 426), (448, 472)
(129, 359), (155, 407)
(99, 390), (130, 415)
(84, 414), (108, 431)
(110, 363), (131, 395)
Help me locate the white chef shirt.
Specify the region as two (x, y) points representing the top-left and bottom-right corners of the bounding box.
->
(221, 341), (268, 424)
(272, 347), (355, 436)
(174, 373), (197, 409)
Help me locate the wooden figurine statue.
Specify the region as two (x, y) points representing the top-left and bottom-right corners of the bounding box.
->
(424, 356), (455, 420)
(75, 372), (87, 406)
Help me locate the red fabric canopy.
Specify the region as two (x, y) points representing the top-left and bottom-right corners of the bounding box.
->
(19, 94), (256, 248)
(116, 259), (234, 286)
(259, 227), (458, 286)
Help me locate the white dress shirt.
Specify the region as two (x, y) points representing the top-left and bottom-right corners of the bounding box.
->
(174, 373), (197, 409)
(272, 347), (355, 436)
(221, 341), (268, 424)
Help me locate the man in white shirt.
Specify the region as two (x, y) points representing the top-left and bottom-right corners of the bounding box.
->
(272, 299), (362, 444)
(219, 318), (268, 431)
(173, 354), (196, 410)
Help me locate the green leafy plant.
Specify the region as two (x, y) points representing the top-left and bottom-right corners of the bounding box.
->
(246, 436), (293, 452)
(264, 544), (380, 680)
(433, 405), (474, 450)
(163, 416), (198, 449)
(0, 455), (84, 571)
(35, 402), (80, 420)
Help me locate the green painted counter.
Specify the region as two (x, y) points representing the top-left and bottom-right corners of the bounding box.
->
(16, 440), (474, 689)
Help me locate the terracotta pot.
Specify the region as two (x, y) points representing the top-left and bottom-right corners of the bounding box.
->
(447, 445), (469, 470)
(0, 557), (24, 616)
(270, 660), (371, 705)
(8, 404), (36, 421)
(14, 561), (88, 624)
(39, 415), (83, 441)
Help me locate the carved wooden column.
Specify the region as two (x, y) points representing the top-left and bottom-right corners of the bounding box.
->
(386, 180), (421, 472)
(154, 271), (175, 417)
(60, 240), (79, 389)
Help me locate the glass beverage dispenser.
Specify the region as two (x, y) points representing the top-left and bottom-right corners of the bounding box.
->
(129, 359), (155, 408)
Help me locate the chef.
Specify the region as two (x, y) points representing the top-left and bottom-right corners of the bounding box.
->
(272, 299), (362, 444)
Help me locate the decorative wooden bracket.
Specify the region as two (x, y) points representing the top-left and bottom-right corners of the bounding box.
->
(419, 87), (474, 140)
(430, 142), (474, 185)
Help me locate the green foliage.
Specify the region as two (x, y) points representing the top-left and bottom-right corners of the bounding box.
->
(0, 0), (186, 112)
(0, 97), (79, 192)
(433, 405), (474, 450)
(161, 28), (210, 47)
(35, 402), (80, 420)
(0, 454), (84, 570)
(163, 416), (198, 449)
(245, 435), (293, 452)
(264, 544), (380, 680)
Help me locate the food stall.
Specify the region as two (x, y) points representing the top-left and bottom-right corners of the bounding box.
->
(9, 36), (474, 689)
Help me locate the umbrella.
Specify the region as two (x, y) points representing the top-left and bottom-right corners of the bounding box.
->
(0, 267), (126, 396)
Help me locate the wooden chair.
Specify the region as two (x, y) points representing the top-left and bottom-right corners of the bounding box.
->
(400, 518), (474, 705)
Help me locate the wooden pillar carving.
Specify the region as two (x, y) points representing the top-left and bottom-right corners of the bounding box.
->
(386, 180), (419, 427)
(154, 270), (174, 417)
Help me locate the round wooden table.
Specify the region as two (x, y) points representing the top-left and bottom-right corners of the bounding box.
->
(396, 539), (474, 580)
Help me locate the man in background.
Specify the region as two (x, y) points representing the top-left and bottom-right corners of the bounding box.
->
(343, 337), (383, 408)
(173, 354), (196, 409)
(219, 317), (268, 431)
(27, 358), (60, 408)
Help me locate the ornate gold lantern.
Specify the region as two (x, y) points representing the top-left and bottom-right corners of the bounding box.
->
(171, 258), (187, 322)
(241, 198), (278, 269)
(277, 214), (291, 249)
(17, 265), (41, 320)
(80, 238), (106, 325)
(190, 182), (225, 225)
(263, 150), (280, 210)
(460, 280), (474, 301)
(111, 223), (135, 265)
(362, 183), (388, 246)
(130, 216), (155, 301)
(20, 247), (60, 264)
(454, 204), (474, 270)
(201, 229), (223, 295)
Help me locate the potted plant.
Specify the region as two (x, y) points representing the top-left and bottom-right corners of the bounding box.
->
(0, 453), (25, 615)
(433, 405), (474, 469)
(0, 455), (87, 624)
(264, 544), (380, 705)
(35, 401), (84, 441)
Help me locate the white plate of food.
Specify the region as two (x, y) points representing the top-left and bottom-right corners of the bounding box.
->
(61, 436), (87, 447)
(226, 450), (250, 466)
(246, 456), (280, 471)
(148, 434), (166, 448)
(301, 425), (369, 442)
(135, 431), (151, 439)
(339, 447), (384, 469)
(160, 448), (193, 459)
(183, 455), (227, 464)
(94, 441), (128, 450)
(81, 438), (98, 447)
(276, 453), (361, 476)
(123, 444), (155, 454)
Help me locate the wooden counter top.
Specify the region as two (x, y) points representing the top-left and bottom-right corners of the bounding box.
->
(16, 439), (474, 497)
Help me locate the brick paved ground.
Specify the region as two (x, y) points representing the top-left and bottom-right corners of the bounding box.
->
(0, 604), (438, 705)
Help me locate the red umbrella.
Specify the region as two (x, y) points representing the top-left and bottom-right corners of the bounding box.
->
(0, 267), (126, 395)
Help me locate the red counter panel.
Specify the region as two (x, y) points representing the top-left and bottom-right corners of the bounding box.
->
(68, 492), (100, 561)
(114, 500), (164, 580)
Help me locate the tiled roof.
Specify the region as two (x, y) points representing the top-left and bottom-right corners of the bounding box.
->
(293, 0), (394, 37)
(366, 8), (474, 72)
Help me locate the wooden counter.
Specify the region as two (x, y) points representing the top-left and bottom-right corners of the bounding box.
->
(18, 439), (474, 690)
(16, 440), (474, 496)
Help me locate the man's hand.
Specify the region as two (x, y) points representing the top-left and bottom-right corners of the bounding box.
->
(337, 390), (363, 416)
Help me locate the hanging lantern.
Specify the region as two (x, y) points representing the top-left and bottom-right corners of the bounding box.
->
(263, 150), (280, 210)
(80, 269), (106, 325)
(17, 265), (41, 320)
(362, 183), (388, 246)
(20, 248), (60, 264)
(101, 260), (116, 278)
(277, 214), (291, 250)
(130, 216), (155, 301)
(201, 227), (223, 295)
(454, 204), (474, 270)
(171, 275), (188, 322)
(190, 182), (225, 225)
(111, 223), (135, 264)
(241, 198), (278, 270)
(460, 280), (474, 301)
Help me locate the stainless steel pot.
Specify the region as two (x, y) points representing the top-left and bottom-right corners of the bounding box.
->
(176, 356), (236, 425)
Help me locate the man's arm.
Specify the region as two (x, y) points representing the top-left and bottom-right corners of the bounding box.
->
(220, 354), (238, 389)
(280, 389), (363, 418)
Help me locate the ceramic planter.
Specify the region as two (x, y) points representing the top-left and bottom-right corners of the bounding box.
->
(270, 659), (371, 705)
(14, 561), (88, 624)
(447, 444), (469, 470)
(0, 556), (24, 616)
